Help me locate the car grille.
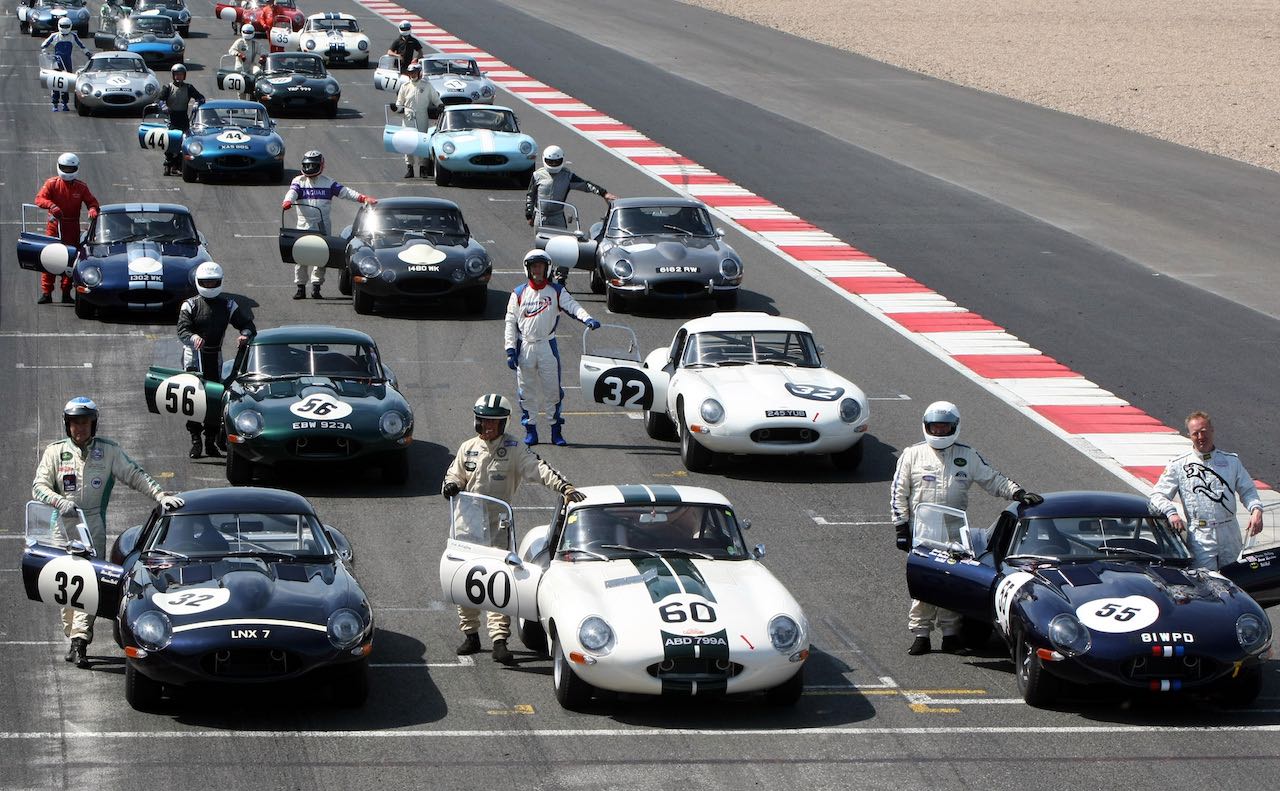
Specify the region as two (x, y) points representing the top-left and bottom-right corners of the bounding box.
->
(397, 277), (452, 295)
(646, 658), (743, 692)
(1122, 653), (1220, 683)
(212, 155), (257, 169)
(103, 94), (138, 105)
(139, 52), (173, 65)
(650, 279), (708, 297)
(468, 154), (508, 167)
(117, 290), (172, 306)
(289, 435), (362, 458)
(440, 96), (471, 106)
(201, 647), (296, 678)
(750, 427), (820, 445)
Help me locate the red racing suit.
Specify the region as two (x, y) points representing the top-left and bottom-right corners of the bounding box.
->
(33, 176), (100, 293)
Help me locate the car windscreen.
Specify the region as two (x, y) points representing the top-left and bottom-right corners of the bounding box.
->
(607, 205), (715, 238)
(92, 210), (196, 243)
(312, 17), (356, 31)
(196, 106), (267, 129)
(439, 108), (516, 133)
(137, 0), (182, 8)
(681, 330), (822, 368)
(357, 206), (467, 244)
(424, 58), (479, 77)
(244, 342), (383, 379)
(557, 503), (748, 560)
(1009, 515), (1193, 561)
(128, 15), (172, 32)
(266, 54), (323, 74)
(147, 512), (331, 558)
(86, 57), (147, 73)
(44, 0), (86, 7)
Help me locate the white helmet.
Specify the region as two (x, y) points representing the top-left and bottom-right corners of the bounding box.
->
(541, 145), (564, 173)
(240, 23), (254, 39)
(922, 401), (961, 450)
(398, 19), (411, 36)
(57, 16), (72, 32)
(57, 152), (79, 181)
(195, 261), (224, 299)
(522, 249), (552, 280)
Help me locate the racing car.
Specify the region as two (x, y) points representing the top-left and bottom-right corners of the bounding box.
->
(16, 202), (209, 319)
(138, 99), (286, 183)
(537, 197), (743, 313)
(133, 0), (190, 36)
(248, 52), (340, 117)
(295, 12), (369, 66)
(217, 0), (303, 34)
(21, 0), (90, 35)
(420, 54), (495, 105)
(438, 486), (809, 710)
(142, 325), (414, 485)
(66, 51), (160, 116)
(906, 492), (1280, 707)
(579, 313), (871, 472)
(101, 13), (185, 69)
(20, 491), (373, 710)
(413, 104), (537, 187)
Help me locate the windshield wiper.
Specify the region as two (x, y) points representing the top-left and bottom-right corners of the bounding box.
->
(562, 547), (609, 561)
(159, 236), (200, 245)
(662, 224), (693, 236)
(682, 361), (720, 369)
(1097, 545), (1165, 562)
(717, 360), (750, 367)
(110, 233), (150, 244)
(143, 547), (189, 559)
(599, 543), (658, 557)
(757, 359), (798, 366)
(1004, 553), (1060, 563)
(651, 547), (714, 560)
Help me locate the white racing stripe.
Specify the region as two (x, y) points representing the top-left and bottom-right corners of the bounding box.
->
(171, 618), (327, 634)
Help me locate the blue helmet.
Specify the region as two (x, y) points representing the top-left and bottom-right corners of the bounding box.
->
(63, 396), (99, 438)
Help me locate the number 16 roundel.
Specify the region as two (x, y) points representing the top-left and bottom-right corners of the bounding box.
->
(592, 367), (654, 411)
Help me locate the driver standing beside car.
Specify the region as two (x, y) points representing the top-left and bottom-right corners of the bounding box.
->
(386, 20), (423, 72)
(227, 23), (263, 99)
(156, 63), (205, 177)
(524, 144), (615, 229)
(891, 401), (1043, 656)
(1149, 410), (1264, 570)
(281, 149), (376, 299)
(32, 152), (99, 304)
(441, 393), (586, 665)
(32, 397), (184, 668)
(393, 60), (440, 179)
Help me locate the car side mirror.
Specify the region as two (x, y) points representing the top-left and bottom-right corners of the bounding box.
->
(740, 519), (751, 531)
(504, 551), (523, 568)
(752, 543), (766, 559)
(715, 227), (725, 238)
(144, 102), (160, 115)
(325, 526), (354, 564)
(574, 230), (586, 242)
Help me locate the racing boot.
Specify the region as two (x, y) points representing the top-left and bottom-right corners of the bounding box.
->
(294, 285), (306, 300)
(419, 165), (429, 179)
(61, 290), (74, 304)
(907, 635), (931, 655)
(37, 293), (53, 305)
(52, 104), (61, 112)
(404, 164), (414, 179)
(61, 103), (70, 112)
(311, 284), (323, 300)
(204, 434), (223, 459)
(550, 425), (568, 446)
(456, 632), (481, 656)
(69, 638), (89, 668)
(940, 635), (968, 655)
(491, 639), (514, 665)
(189, 432), (203, 459)
(523, 426), (538, 446)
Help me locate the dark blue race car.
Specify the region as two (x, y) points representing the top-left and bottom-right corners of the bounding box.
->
(16, 202), (209, 319)
(21, 488), (374, 710)
(906, 491), (1279, 707)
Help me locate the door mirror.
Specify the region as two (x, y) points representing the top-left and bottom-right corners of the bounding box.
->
(752, 543), (766, 559)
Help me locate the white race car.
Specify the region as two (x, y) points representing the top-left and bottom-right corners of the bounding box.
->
(578, 313), (871, 472)
(295, 12), (369, 66)
(437, 487), (809, 710)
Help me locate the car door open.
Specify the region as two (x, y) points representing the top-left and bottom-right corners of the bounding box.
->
(1221, 502), (1280, 607)
(905, 503), (998, 621)
(15, 203), (78, 275)
(438, 492), (541, 621)
(21, 502), (124, 619)
(579, 324), (668, 414)
(278, 206), (348, 269)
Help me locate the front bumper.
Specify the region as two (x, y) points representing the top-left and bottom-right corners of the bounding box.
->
(569, 638), (808, 697)
(609, 279), (739, 302)
(185, 152), (282, 174)
(228, 431), (410, 465)
(690, 420), (867, 456)
(353, 269), (489, 300)
(436, 151), (535, 174)
(125, 629), (371, 687)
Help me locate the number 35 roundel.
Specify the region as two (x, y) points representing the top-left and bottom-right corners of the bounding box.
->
(592, 367), (654, 410)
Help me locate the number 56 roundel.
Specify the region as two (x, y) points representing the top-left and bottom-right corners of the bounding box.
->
(143, 366), (228, 425)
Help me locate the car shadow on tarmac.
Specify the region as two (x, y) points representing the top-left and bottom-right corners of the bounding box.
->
(247, 438), (453, 498)
(715, 433), (897, 485)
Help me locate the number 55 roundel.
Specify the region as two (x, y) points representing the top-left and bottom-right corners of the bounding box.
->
(591, 367), (654, 411)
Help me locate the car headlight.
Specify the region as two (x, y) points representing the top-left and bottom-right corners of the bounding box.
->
(266, 141), (282, 156)
(258, 81), (275, 95)
(700, 398), (724, 424)
(611, 258), (633, 281)
(465, 255), (486, 275)
(480, 85), (493, 97)
(768, 614), (801, 653)
(132, 610), (172, 651)
(519, 140), (533, 155)
(327, 608), (364, 649)
(449, 268), (464, 282)
(1048, 613), (1092, 657)
(186, 140), (203, 155)
(178, 10), (189, 20)
(839, 397), (861, 423)
(234, 409), (264, 438)
(79, 264), (103, 287)
(79, 82), (92, 95)
(324, 82), (339, 95)
(578, 616), (614, 655)
(144, 82), (157, 95)
(304, 39), (315, 50)
(172, 41), (182, 51)
(357, 257), (382, 277)
(441, 141), (456, 156)
(719, 258), (742, 279)
(1237, 613), (1269, 652)
(378, 410), (405, 439)
(356, 39), (367, 50)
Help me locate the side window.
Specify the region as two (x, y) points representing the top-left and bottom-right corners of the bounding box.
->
(668, 329), (687, 370)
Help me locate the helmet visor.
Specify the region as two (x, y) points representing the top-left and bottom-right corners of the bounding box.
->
(197, 277), (222, 289)
(57, 163), (79, 175)
(924, 421), (957, 437)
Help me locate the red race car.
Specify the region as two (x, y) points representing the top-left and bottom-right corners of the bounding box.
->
(215, 0), (303, 34)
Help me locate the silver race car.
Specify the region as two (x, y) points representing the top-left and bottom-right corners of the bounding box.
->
(72, 51), (160, 115)
(420, 54), (495, 106)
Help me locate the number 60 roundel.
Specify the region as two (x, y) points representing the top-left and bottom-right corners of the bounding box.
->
(591, 367), (654, 410)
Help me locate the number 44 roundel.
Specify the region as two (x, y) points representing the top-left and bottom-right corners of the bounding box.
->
(592, 367), (655, 411)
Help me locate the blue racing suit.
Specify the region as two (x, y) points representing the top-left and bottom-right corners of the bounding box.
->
(41, 31), (90, 106)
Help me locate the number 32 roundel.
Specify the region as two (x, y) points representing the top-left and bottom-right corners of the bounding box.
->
(592, 367), (654, 410)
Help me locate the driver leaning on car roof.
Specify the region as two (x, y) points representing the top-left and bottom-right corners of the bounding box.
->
(891, 401), (1043, 656)
(1149, 410), (1264, 570)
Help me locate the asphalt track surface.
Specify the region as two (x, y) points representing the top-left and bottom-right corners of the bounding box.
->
(0, 0), (1279, 788)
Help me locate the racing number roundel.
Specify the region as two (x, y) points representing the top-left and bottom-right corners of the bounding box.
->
(270, 28), (290, 45)
(290, 392), (353, 420)
(144, 127), (170, 151)
(37, 555), (100, 614)
(38, 243), (74, 275)
(158, 373), (208, 422)
(216, 130), (249, 144)
(389, 128), (421, 155)
(291, 234), (332, 268)
(152, 588), (231, 615)
(1075, 595), (1160, 633)
(593, 367), (654, 410)
(224, 73), (245, 93)
(218, 5), (236, 21)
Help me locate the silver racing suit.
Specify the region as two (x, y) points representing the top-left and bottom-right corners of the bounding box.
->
(1150, 449), (1264, 570)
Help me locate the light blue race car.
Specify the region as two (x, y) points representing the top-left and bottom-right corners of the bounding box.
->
(391, 104), (535, 187)
(138, 99), (285, 183)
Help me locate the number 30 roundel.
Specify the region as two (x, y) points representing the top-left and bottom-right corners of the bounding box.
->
(593, 367), (653, 410)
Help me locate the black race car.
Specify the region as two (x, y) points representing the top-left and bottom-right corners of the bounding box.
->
(21, 489), (374, 710)
(251, 52), (341, 118)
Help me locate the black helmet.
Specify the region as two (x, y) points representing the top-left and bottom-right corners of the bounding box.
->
(473, 393), (512, 435)
(63, 396), (99, 439)
(171, 63), (187, 77)
(300, 150), (324, 176)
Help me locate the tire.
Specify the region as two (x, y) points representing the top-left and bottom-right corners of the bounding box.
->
(125, 662), (164, 711)
(1014, 632), (1060, 707)
(552, 634), (594, 711)
(19, 20), (28, 33)
(382, 449), (408, 485)
(643, 409), (677, 441)
(331, 659), (369, 708)
(352, 284), (374, 315)
(830, 440), (864, 470)
(606, 285), (625, 314)
(181, 163), (197, 183)
(713, 289), (738, 311)
(75, 98), (91, 117)
(513, 167), (534, 188)
(519, 618), (548, 657)
(589, 265), (605, 295)
(1218, 665), (1263, 707)
(678, 408), (715, 472)
(225, 447), (254, 485)
(73, 294), (95, 320)
(765, 666), (804, 707)
(338, 267), (352, 296)
(960, 617), (993, 650)
(325, 103), (338, 119)
(463, 286), (486, 315)
(433, 161), (452, 186)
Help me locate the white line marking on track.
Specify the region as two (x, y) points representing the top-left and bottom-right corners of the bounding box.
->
(869, 394), (911, 401)
(0, 641), (63, 646)
(0, 332), (145, 337)
(805, 511), (884, 526)
(15, 362), (92, 369)
(371, 656), (475, 668)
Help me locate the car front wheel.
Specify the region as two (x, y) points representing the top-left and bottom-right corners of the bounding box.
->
(382, 449), (408, 485)
(331, 659), (369, 708)
(73, 294), (95, 320)
(1218, 664), (1263, 707)
(830, 439), (864, 470)
(519, 618), (548, 658)
(764, 666), (804, 707)
(125, 662), (164, 711)
(352, 284), (374, 315)
(553, 634), (595, 711)
(434, 161), (452, 186)
(225, 447), (254, 485)
(606, 285), (625, 314)
(338, 267), (352, 296)
(1014, 632), (1060, 708)
(643, 409), (676, 441)
(678, 409), (716, 472)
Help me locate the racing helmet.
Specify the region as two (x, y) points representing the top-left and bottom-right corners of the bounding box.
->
(63, 396), (99, 439)
(541, 145), (564, 174)
(195, 261), (224, 299)
(300, 149), (324, 176)
(240, 22), (254, 38)
(473, 393), (512, 435)
(171, 63), (187, 79)
(398, 20), (411, 36)
(57, 152), (79, 181)
(405, 59), (421, 75)
(922, 400), (961, 450)
(57, 17), (72, 32)
(522, 249), (552, 280)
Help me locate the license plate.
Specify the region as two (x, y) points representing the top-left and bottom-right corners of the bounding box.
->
(765, 409), (806, 418)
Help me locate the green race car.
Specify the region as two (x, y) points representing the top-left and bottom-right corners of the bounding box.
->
(144, 325), (413, 485)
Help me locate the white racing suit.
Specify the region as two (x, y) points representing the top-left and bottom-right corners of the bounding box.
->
(1150, 449), (1264, 570)
(443, 433), (575, 639)
(31, 437), (166, 642)
(503, 281), (594, 430)
(891, 442), (1021, 637)
(226, 37), (263, 99)
(283, 174), (361, 285)
(394, 78), (439, 169)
